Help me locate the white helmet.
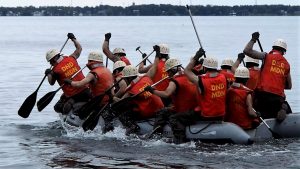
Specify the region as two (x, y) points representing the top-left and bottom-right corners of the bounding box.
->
(234, 67), (250, 78)
(88, 51), (103, 62)
(159, 44), (170, 55)
(113, 48), (126, 55)
(245, 56), (259, 64)
(46, 49), (60, 62)
(165, 58), (181, 71)
(221, 58), (234, 67)
(122, 65), (138, 78)
(113, 61), (126, 71)
(203, 57), (218, 70)
(273, 39), (287, 51)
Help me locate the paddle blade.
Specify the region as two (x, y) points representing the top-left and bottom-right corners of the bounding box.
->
(18, 91), (38, 118)
(82, 111), (101, 131)
(37, 91), (56, 112)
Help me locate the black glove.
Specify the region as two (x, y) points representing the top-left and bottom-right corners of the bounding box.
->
(256, 111), (261, 117)
(193, 48), (205, 61)
(237, 53), (245, 61)
(105, 33), (111, 41)
(198, 58), (204, 65)
(251, 32), (260, 42)
(64, 79), (72, 85)
(153, 45), (160, 53)
(142, 53), (147, 65)
(44, 68), (52, 75)
(67, 33), (76, 40)
(144, 86), (154, 93)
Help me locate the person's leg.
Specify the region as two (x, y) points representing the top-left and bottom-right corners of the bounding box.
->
(169, 110), (199, 144)
(153, 108), (173, 134)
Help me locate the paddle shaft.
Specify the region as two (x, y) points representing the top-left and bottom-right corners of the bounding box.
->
(257, 39), (264, 52)
(186, 5), (206, 58)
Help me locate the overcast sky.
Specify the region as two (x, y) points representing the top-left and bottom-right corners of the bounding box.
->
(0, 0), (299, 7)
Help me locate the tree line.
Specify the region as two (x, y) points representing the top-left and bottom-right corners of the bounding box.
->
(0, 4), (299, 16)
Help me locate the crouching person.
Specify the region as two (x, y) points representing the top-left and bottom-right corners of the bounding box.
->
(144, 58), (198, 136)
(169, 48), (227, 144)
(225, 67), (259, 130)
(114, 65), (164, 135)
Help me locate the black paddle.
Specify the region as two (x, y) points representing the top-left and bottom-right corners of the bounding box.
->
(18, 37), (69, 118)
(37, 65), (87, 112)
(82, 76), (170, 131)
(186, 5), (206, 58)
(253, 108), (282, 139)
(78, 78), (123, 120)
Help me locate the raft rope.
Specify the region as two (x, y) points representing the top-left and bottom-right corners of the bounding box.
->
(188, 122), (215, 134)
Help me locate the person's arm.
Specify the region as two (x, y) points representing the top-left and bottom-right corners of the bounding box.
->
(69, 73), (95, 88)
(153, 81), (176, 98)
(138, 63), (152, 73)
(243, 32), (267, 60)
(185, 57), (199, 86)
(231, 53), (245, 73)
(47, 73), (56, 85)
(146, 57), (159, 79)
(246, 94), (257, 118)
(115, 78), (128, 98)
(146, 45), (160, 79)
(102, 33), (119, 63)
(67, 33), (82, 59)
(285, 72), (292, 89)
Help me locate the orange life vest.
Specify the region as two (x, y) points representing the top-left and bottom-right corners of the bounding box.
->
(128, 76), (164, 118)
(171, 74), (198, 113)
(90, 66), (113, 97)
(152, 59), (169, 91)
(120, 56), (131, 65)
(257, 50), (290, 97)
(195, 73), (227, 118)
(225, 83), (257, 129)
(219, 69), (235, 84)
(246, 67), (260, 90)
(52, 56), (86, 97)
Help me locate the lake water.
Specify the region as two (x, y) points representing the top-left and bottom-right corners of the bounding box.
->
(0, 16), (299, 169)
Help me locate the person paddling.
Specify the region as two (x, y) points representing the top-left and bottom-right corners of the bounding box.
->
(243, 32), (292, 121)
(232, 53), (261, 91)
(169, 48), (227, 144)
(139, 44), (171, 105)
(45, 33), (91, 114)
(64, 52), (113, 119)
(225, 67), (259, 129)
(144, 58), (198, 135)
(116, 65), (164, 135)
(102, 33), (131, 65)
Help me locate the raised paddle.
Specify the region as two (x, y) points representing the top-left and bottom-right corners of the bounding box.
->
(82, 76), (170, 131)
(37, 65), (87, 112)
(18, 37), (69, 118)
(186, 5), (206, 58)
(253, 108), (282, 139)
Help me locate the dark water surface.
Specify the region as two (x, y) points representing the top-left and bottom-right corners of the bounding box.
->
(0, 16), (299, 169)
